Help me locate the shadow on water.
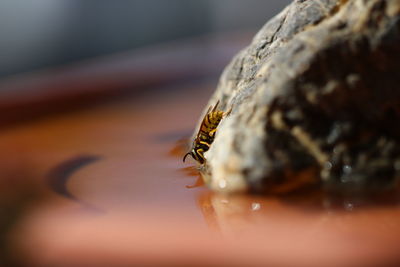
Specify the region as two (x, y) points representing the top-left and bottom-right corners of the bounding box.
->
(47, 155), (104, 212)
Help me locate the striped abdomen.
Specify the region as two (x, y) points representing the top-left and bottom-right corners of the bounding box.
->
(200, 111), (224, 136)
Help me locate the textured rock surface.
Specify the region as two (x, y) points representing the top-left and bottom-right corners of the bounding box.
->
(195, 0), (400, 194)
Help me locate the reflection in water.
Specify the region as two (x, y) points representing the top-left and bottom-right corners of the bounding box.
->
(186, 177), (204, 189)
(171, 138), (205, 188)
(173, 132), (400, 236)
(197, 188), (400, 240)
(194, 190), (399, 266)
(168, 138), (190, 158)
(179, 166), (199, 177)
(179, 167), (204, 189)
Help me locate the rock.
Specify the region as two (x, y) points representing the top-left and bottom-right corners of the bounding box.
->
(194, 0), (400, 194)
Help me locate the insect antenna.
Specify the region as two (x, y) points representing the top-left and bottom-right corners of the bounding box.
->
(183, 152), (192, 162)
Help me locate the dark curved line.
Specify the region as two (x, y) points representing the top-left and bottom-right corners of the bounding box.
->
(47, 155), (102, 210)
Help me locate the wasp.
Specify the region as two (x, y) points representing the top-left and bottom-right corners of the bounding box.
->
(183, 100), (231, 164)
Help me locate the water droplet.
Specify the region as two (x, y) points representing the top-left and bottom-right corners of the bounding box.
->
(220, 199), (229, 204)
(218, 179), (227, 189)
(251, 202), (261, 211)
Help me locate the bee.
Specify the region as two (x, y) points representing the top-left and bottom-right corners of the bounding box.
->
(183, 100), (231, 164)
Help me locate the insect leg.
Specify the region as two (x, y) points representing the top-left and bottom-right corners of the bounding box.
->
(224, 106), (232, 117)
(208, 129), (217, 137)
(199, 141), (211, 147)
(196, 148), (206, 162)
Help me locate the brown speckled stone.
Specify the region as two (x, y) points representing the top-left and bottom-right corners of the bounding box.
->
(195, 0), (400, 194)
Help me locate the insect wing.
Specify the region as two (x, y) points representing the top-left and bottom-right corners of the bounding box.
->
(194, 102), (215, 142)
(194, 113), (209, 142)
(211, 100), (220, 112)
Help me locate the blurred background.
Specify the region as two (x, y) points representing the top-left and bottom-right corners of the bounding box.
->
(0, 0), (291, 77)
(2, 1), (400, 266)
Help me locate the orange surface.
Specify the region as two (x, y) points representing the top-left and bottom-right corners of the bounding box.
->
(2, 80), (400, 266)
